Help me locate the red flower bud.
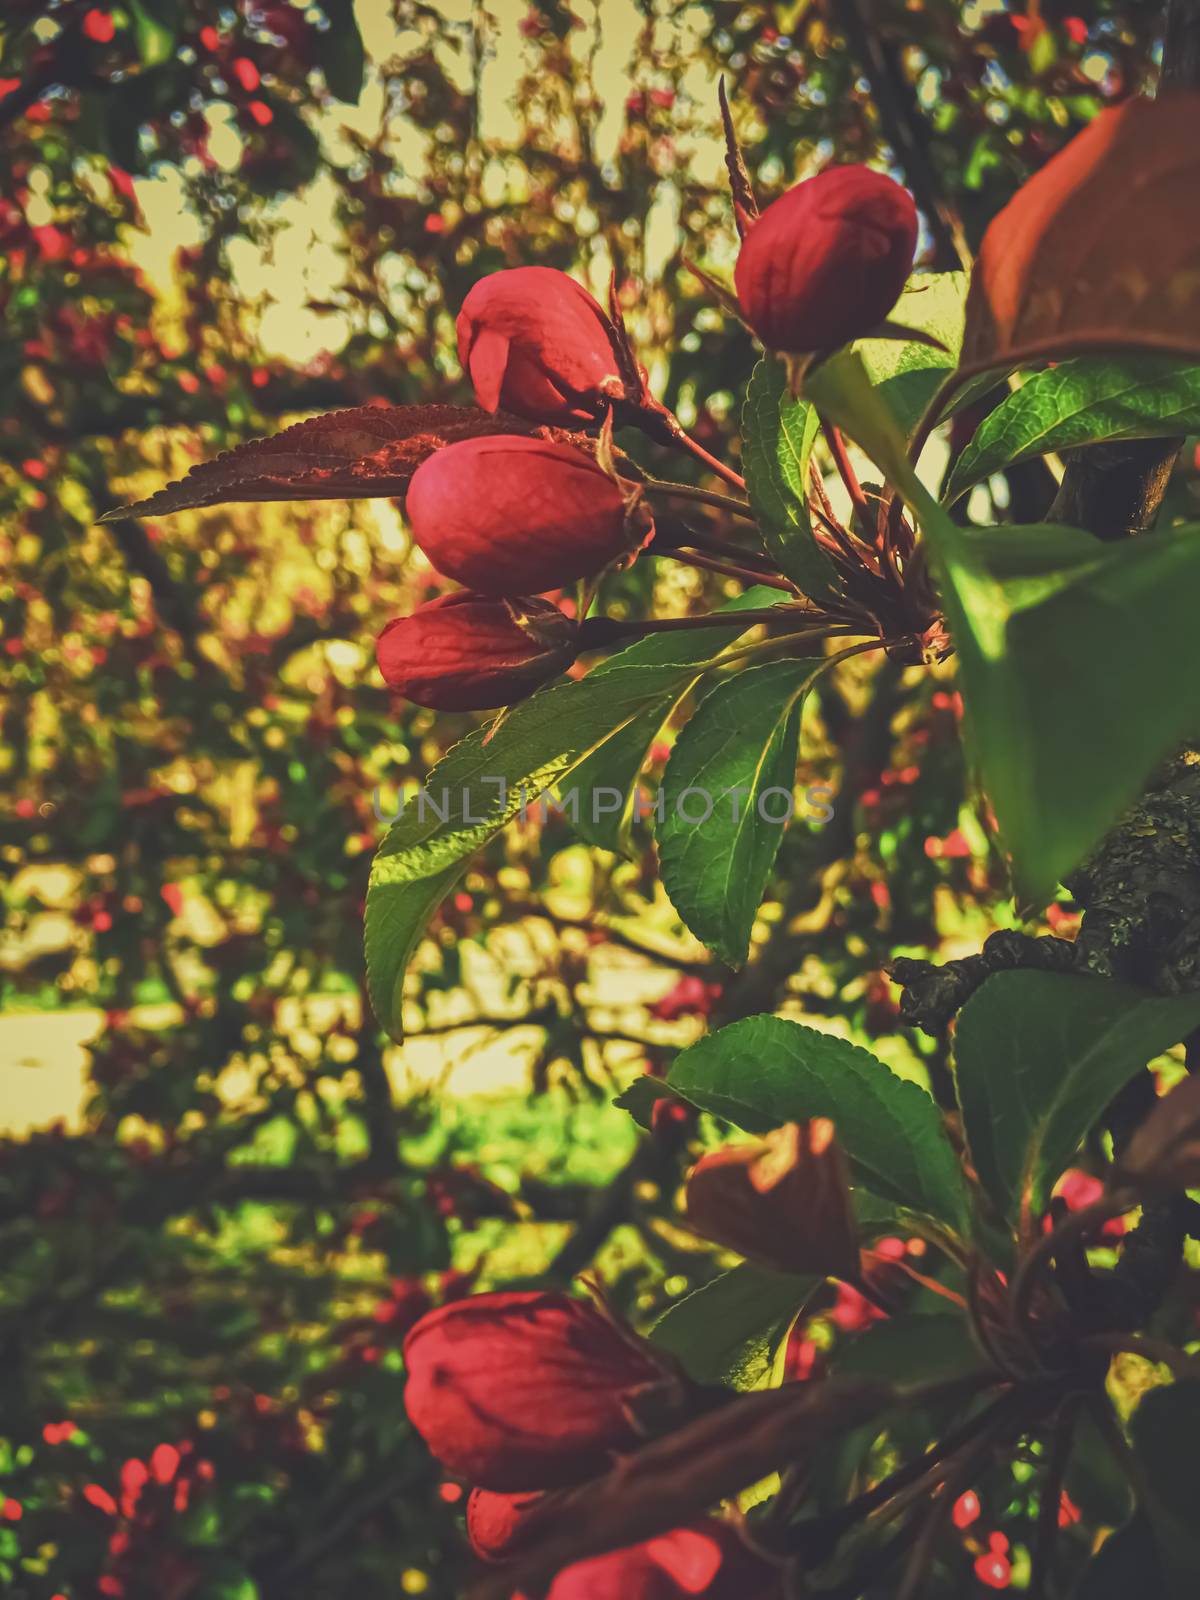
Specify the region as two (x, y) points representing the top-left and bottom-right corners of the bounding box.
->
(405, 436), (650, 595)
(685, 1121), (860, 1278)
(457, 266), (641, 424)
(734, 166), (918, 354)
(466, 1487), (548, 1562)
(402, 1290), (674, 1490)
(517, 1520), (778, 1600)
(376, 592), (575, 711)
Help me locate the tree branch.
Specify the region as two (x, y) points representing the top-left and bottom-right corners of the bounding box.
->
(1162, 0), (1200, 90)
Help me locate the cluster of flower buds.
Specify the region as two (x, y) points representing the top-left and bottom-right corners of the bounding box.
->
(402, 1288), (779, 1594)
(377, 268), (658, 712)
(377, 143), (922, 712)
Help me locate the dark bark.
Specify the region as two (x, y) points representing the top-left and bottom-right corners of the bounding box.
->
(1046, 436), (1183, 540)
(1161, 0), (1200, 89)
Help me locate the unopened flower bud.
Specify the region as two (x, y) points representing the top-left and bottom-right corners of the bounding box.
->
(457, 266), (643, 424)
(405, 435), (650, 594)
(517, 1520), (779, 1600)
(466, 1487), (549, 1563)
(376, 592), (575, 711)
(403, 1290), (676, 1491)
(735, 166), (918, 354)
(685, 1121), (860, 1279)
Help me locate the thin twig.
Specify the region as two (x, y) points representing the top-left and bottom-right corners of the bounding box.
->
(1029, 1400), (1079, 1600)
(660, 413), (748, 493)
(661, 546), (797, 591)
(895, 1459), (972, 1600)
(1009, 1192), (1136, 1350)
(643, 478), (757, 522)
(578, 606), (821, 648)
(820, 420), (876, 545)
(791, 1382), (1019, 1563)
(1086, 1393), (1151, 1505)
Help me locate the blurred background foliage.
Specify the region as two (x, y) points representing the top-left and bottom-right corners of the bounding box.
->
(0, 2), (1175, 1596)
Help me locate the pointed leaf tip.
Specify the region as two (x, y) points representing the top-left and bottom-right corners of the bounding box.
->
(718, 76), (759, 240)
(95, 403), (548, 521)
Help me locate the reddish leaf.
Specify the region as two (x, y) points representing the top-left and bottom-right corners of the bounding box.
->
(960, 94), (1200, 374)
(98, 404), (542, 522)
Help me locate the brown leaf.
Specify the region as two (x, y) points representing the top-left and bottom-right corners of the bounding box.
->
(1115, 1073), (1200, 1195)
(97, 403), (542, 522)
(960, 94), (1200, 374)
(472, 1377), (892, 1599)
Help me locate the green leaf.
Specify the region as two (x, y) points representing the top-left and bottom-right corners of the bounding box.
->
(877, 367), (949, 438)
(1129, 1380), (1200, 1598)
(858, 272), (966, 389)
(850, 1189), (913, 1239)
(567, 705), (671, 855)
(742, 357), (842, 600)
(945, 356), (1200, 504)
(942, 521), (1200, 905)
(830, 1313), (981, 1390)
(1066, 1407), (1135, 1531)
(851, 271), (969, 436)
(657, 658), (820, 965)
(797, 352), (1200, 906)
(570, 588), (786, 855)
(651, 1264), (816, 1388)
(1076, 1515), (1164, 1598)
(612, 1075), (678, 1129)
(667, 1015), (968, 1230)
(954, 972), (1200, 1223)
(128, 0), (179, 66)
(366, 663), (702, 1039)
(320, 0), (367, 103)
(805, 347), (921, 502)
(207, 1567), (260, 1600)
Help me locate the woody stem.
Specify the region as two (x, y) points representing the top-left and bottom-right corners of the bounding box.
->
(791, 1384), (1023, 1563)
(1008, 1191), (1135, 1345)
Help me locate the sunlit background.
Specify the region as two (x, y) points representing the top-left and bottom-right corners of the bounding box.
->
(0, 2), (1175, 1595)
